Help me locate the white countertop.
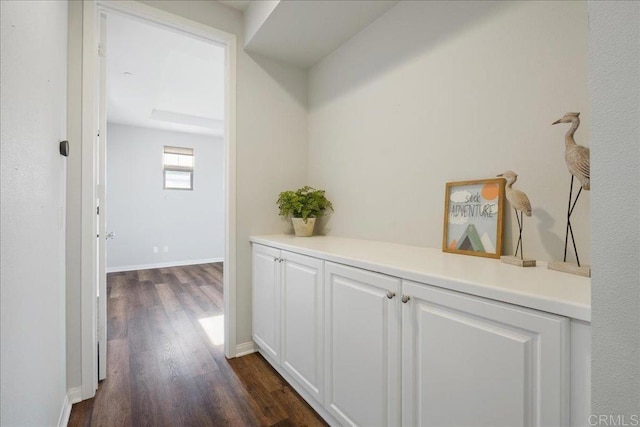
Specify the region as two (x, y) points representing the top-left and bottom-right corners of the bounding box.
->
(250, 234), (591, 322)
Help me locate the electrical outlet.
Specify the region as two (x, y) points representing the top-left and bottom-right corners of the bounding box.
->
(163, 246), (169, 253)
(153, 246), (158, 253)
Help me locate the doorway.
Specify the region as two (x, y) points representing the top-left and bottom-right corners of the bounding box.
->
(101, 8), (226, 378)
(81, 0), (237, 399)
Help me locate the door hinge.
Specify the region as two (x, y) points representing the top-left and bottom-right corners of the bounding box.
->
(98, 43), (106, 58)
(97, 206), (100, 215)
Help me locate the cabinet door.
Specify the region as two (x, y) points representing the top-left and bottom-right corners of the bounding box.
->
(281, 251), (324, 403)
(252, 244), (281, 362)
(324, 262), (401, 427)
(402, 280), (569, 427)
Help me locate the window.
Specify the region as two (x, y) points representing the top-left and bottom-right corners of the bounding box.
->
(163, 146), (194, 190)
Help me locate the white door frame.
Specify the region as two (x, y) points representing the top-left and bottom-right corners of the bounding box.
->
(80, 0), (237, 399)
(97, 10), (108, 382)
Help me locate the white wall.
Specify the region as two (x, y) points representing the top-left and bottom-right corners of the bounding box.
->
(1, 1), (69, 425)
(590, 0), (640, 417)
(309, 1), (590, 263)
(66, 0), (308, 388)
(106, 123), (224, 271)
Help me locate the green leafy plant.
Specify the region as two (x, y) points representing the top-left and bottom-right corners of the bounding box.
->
(277, 186), (334, 222)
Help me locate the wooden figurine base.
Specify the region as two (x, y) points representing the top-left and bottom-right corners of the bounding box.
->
(501, 256), (536, 267)
(547, 261), (591, 277)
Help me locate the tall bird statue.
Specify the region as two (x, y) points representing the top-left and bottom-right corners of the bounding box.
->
(552, 112), (590, 268)
(497, 171), (535, 266)
(552, 112), (590, 190)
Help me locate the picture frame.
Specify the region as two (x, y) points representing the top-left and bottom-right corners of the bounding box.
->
(442, 178), (505, 259)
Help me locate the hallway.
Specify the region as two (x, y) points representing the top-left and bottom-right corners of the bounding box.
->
(68, 264), (326, 426)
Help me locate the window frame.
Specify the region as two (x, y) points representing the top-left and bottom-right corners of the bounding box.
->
(163, 146), (194, 191)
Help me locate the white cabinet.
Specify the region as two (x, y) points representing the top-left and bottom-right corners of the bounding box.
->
(251, 239), (583, 427)
(281, 251), (324, 403)
(324, 262), (401, 427)
(401, 280), (570, 427)
(252, 244), (326, 403)
(252, 244), (281, 362)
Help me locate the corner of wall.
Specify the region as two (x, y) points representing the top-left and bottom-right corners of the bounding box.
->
(244, 0), (280, 47)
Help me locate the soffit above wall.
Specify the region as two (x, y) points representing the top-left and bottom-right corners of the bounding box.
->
(219, 0), (251, 12)
(243, 0), (399, 69)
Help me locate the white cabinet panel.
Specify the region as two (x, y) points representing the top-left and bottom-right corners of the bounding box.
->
(402, 280), (570, 427)
(252, 244), (281, 362)
(407, 302), (532, 426)
(570, 319), (591, 427)
(281, 251), (324, 402)
(325, 262), (401, 427)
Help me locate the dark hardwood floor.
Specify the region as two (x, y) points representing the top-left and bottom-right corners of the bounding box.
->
(68, 263), (327, 427)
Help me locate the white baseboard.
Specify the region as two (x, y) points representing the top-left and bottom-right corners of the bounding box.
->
(57, 393), (72, 427)
(235, 340), (257, 357)
(67, 386), (82, 404)
(106, 257), (224, 273)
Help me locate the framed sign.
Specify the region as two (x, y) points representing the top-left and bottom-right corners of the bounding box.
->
(442, 178), (505, 258)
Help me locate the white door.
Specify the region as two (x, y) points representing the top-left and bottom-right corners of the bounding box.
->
(281, 251), (324, 403)
(401, 280), (570, 427)
(252, 244), (281, 362)
(324, 262), (401, 427)
(96, 11), (108, 381)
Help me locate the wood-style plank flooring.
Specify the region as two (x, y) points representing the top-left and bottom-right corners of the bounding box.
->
(68, 263), (327, 427)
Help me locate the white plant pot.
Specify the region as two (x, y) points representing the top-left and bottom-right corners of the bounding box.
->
(291, 217), (316, 237)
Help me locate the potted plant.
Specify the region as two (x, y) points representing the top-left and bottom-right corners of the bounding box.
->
(277, 186), (334, 237)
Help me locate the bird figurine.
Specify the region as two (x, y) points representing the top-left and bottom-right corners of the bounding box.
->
(497, 171), (535, 266)
(552, 112), (590, 269)
(552, 112), (590, 191)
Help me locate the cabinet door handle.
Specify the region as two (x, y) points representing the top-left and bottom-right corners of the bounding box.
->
(401, 295), (410, 303)
(386, 291), (396, 299)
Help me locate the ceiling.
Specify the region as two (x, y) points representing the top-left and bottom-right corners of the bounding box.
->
(106, 1), (400, 132)
(106, 13), (225, 136)
(243, 0), (399, 68)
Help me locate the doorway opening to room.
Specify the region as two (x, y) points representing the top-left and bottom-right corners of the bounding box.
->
(101, 10), (226, 379)
(80, 1), (237, 399)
